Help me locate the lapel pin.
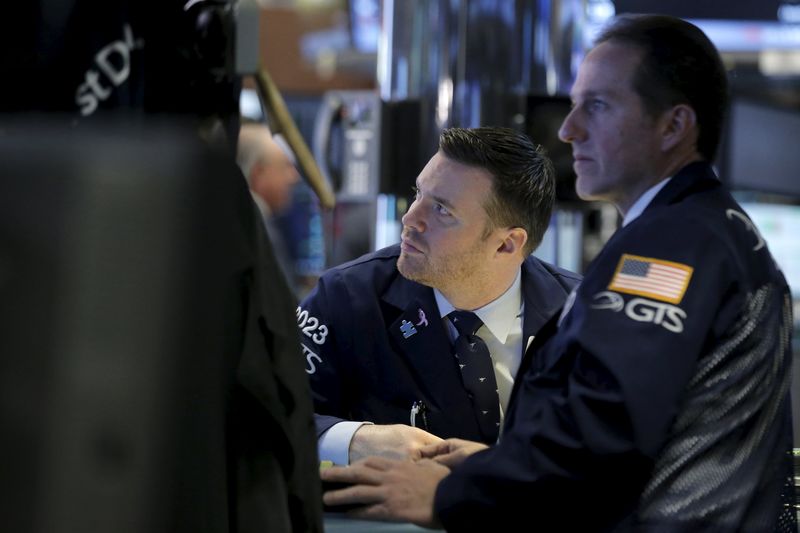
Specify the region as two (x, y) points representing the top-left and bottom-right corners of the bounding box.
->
(400, 320), (418, 339)
(416, 308), (429, 327)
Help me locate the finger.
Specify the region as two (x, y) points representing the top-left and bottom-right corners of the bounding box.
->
(323, 483), (383, 507)
(320, 465), (350, 483)
(417, 441), (450, 458)
(321, 458), (398, 485)
(320, 465), (379, 485)
(432, 451), (462, 468)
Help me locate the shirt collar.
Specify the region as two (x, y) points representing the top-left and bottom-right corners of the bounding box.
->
(622, 177), (671, 227)
(433, 268), (522, 344)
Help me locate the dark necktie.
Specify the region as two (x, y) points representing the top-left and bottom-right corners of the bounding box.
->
(450, 310), (500, 443)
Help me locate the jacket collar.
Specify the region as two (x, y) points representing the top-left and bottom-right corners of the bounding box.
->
(382, 255), (569, 357)
(645, 161), (720, 211)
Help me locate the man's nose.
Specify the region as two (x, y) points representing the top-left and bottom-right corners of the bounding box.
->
(401, 200), (425, 232)
(558, 108), (582, 143)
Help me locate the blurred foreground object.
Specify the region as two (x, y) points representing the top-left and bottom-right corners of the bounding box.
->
(0, 1), (335, 212)
(0, 121), (323, 533)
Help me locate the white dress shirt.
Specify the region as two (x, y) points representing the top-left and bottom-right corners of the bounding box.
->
(434, 268), (525, 419)
(622, 177), (672, 227)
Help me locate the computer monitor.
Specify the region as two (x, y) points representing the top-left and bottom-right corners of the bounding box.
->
(348, 0), (381, 53)
(737, 200), (800, 299)
(723, 99), (800, 198)
(738, 199), (800, 447)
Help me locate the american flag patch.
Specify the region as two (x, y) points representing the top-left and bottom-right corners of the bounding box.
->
(608, 254), (693, 304)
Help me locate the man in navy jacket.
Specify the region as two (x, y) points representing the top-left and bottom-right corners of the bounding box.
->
(300, 127), (581, 465)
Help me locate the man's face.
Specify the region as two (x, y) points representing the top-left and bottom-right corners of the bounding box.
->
(253, 143), (299, 213)
(398, 152), (501, 292)
(558, 41), (662, 212)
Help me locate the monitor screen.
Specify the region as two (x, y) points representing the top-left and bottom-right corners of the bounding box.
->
(349, 0), (381, 53)
(586, 1), (800, 52)
(610, 0), (783, 21)
(738, 201), (800, 298)
(724, 99), (800, 198)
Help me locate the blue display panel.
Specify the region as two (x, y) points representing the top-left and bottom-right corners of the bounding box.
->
(739, 201), (800, 297)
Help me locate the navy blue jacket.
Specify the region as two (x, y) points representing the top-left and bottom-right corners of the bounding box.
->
(435, 162), (796, 532)
(298, 244), (581, 443)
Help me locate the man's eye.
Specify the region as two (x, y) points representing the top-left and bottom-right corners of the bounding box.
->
(411, 186), (421, 200)
(587, 99), (606, 112)
(435, 203), (451, 216)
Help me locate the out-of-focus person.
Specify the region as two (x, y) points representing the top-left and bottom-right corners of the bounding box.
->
(237, 120), (301, 291)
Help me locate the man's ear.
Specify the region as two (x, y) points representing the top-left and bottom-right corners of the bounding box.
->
(496, 227), (528, 257)
(660, 103), (697, 152)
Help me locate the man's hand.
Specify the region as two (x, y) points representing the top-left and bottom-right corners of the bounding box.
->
(418, 438), (489, 468)
(321, 456), (449, 528)
(350, 424), (444, 463)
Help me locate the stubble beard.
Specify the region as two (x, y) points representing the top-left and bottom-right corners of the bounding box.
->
(397, 245), (486, 294)
(397, 251), (433, 286)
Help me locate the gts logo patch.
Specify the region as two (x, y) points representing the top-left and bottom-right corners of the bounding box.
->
(591, 291), (686, 333)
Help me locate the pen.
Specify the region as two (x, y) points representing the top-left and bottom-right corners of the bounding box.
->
(410, 400), (428, 430)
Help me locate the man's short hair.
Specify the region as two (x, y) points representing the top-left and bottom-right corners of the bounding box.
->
(439, 127), (555, 256)
(595, 14), (729, 162)
(236, 121), (272, 183)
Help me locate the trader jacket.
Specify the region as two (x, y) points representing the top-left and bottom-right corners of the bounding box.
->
(299, 244), (581, 443)
(436, 162), (796, 532)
